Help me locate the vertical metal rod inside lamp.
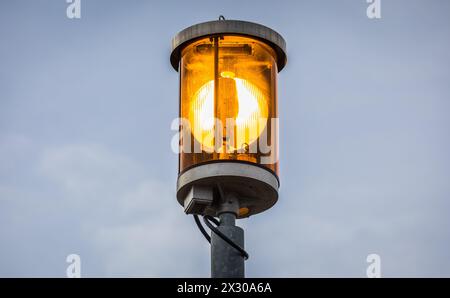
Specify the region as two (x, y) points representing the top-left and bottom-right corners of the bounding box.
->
(213, 36), (220, 159)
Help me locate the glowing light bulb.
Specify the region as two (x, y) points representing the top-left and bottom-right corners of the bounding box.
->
(220, 71), (236, 78)
(189, 76), (268, 151)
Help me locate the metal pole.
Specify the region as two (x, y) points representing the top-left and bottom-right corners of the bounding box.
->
(211, 212), (245, 278)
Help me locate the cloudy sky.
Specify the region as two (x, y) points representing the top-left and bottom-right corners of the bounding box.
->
(1, 0), (449, 277)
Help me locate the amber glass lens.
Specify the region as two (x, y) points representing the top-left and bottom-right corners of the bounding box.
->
(179, 35), (278, 175)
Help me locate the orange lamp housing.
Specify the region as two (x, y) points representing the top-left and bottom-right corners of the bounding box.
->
(171, 20), (287, 218)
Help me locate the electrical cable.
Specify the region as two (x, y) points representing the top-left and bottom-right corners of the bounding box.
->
(193, 214), (211, 243)
(193, 215), (249, 260)
(203, 215), (249, 260)
(192, 182), (249, 260)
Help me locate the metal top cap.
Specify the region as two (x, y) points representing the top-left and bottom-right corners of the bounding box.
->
(170, 19), (287, 72)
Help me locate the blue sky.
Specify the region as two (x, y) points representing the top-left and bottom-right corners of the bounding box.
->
(0, 0), (449, 277)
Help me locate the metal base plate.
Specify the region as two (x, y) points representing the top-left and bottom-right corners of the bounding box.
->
(176, 162), (279, 218)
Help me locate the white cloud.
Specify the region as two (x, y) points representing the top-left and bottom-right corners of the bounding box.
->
(35, 143), (208, 277)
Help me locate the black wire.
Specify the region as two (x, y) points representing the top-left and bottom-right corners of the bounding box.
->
(203, 215), (249, 260)
(193, 214), (211, 243)
(192, 183), (249, 260)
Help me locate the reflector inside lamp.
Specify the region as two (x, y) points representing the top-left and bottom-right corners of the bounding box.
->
(189, 74), (268, 151)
